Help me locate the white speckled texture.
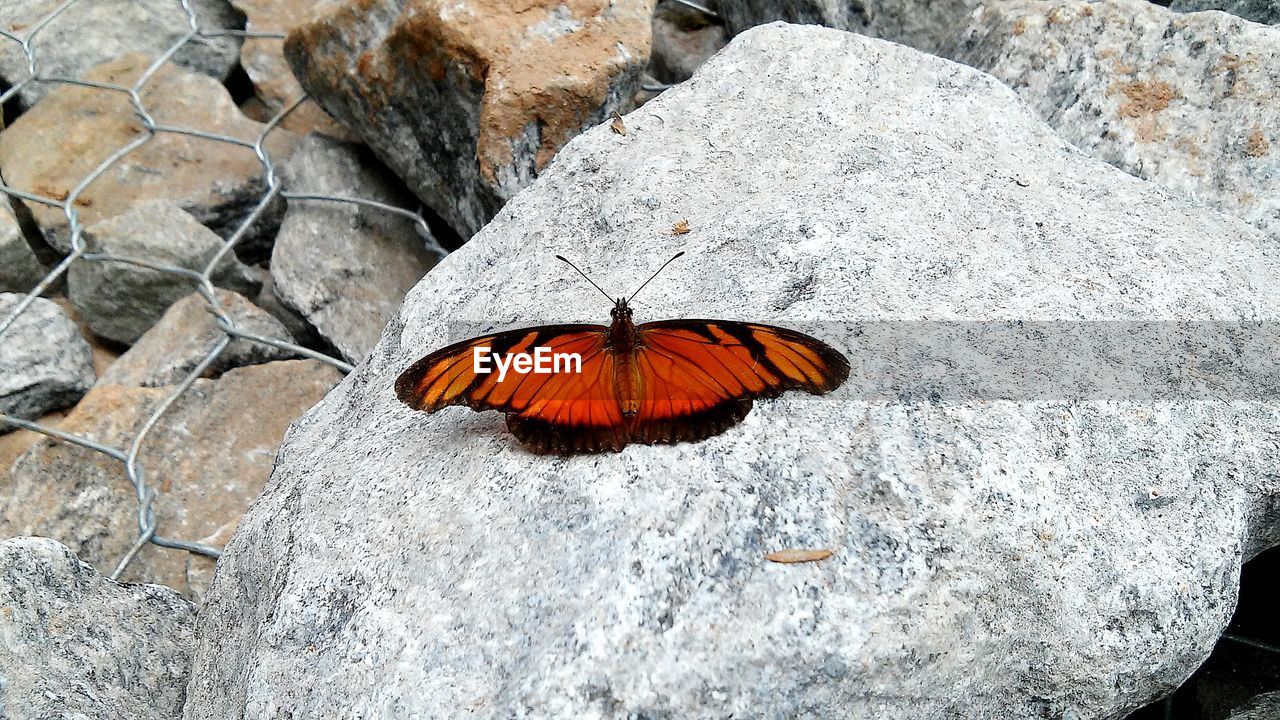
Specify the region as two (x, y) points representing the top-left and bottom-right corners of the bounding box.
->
(0, 537), (195, 720)
(186, 24), (1280, 719)
(0, 293), (94, 423)
(946, 0), (1280, 245)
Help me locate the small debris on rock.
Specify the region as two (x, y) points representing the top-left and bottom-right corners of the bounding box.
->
(765, 548), (835, 564)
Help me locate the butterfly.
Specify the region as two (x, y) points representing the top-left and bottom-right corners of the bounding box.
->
(395, 253), (850, 454)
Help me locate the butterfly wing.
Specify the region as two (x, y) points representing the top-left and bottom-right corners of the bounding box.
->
(630, 319), (849, 445)
(395, 324), (630, 453)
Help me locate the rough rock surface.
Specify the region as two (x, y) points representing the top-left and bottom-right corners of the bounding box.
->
(272, 134), (439, 363)
(185, 25), (1280, 719)
(946, 0), (1280, 244)
(0, 205), (44, 293)
(1228, 691), (1280, 719)
(718, 0), (981, 54)
(0, 54), (298, 254)
(649, 0), (729, 84)
(0, 294), (94, 423)
(0, 0), (242, 109)
(229, 0), (353, 138)
(98, 289), (297, 388)
(69, 200), (262, 345)
(1170, 0), (1280, 24)
(284, 0), (654, 239)
(3, 360), (342, 599)
(0, 537), (195, 720)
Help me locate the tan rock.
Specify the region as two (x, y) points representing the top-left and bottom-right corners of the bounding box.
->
(284, 0), (654, 238)
(230, 0), (357, 139)
(97, 289), (297, 388)
(0, 54), (298, 254)
(1, 360), (341, 599)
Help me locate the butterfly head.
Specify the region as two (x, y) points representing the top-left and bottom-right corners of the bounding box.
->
(611, 297), (633, 322)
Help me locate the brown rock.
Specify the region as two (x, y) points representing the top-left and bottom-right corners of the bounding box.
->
(230, 0), (357, 139)
(284, 0), (654, 238)
(97, 289), (298, 388)
(0, 54), (298, 254)
(1, 360), (341, 599)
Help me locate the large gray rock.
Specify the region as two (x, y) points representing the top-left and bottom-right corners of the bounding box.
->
(283, 0), (654, 239)
(0, 293), (94, 423)
(272, 134), (440, 364)
(945, 0), (1280, 245)
(184, 25), (1280, 719)
(0, 206), (45, 294)
(718, 0), (981, 54)
(69, 200), (262, 345)
(0, 0), (243, 109)
(0, 537), (195, 720)
(98, 289), (297, 388)
(1170, 0), (1280, 25)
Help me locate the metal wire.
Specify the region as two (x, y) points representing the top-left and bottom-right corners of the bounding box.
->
(0, 0), (446, 581)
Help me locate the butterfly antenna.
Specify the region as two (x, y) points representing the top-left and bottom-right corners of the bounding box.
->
(556, 255), (614, 303)
(629, 251), (685, 302)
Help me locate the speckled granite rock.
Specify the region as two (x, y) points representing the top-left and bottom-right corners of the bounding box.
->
(3, 360), (342, 599)
(284, 0), (654, 239)
(946, 0), (1280, 244)
(0, 537), (195, 720)
(97, 289), (297, 388)
(0, 0), (242, 109)
(1170, 0), (1280, 24)
(0, 54), (297, 254)
(184, 25), (1280, 720)
(718, 0), (982, 53)
(0, 294), (94, 424)
(271, 134), (439, 364)
(0, 205), (44, 293)
(69, 200), (262, 345)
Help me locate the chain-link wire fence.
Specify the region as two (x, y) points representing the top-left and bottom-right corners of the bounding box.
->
(0, 0), (447, 581)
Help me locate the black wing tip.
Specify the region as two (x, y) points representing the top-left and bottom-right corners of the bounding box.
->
(506, 398), (755, 455)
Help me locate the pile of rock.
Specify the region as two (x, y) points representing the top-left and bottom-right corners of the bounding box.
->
(0, 0), (1276, 718)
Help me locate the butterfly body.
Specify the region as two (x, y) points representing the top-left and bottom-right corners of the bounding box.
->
(396, 295), (850, 455)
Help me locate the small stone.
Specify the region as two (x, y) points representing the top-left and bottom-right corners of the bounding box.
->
(0, 293), (94, 424)
(1170, 0), (1280, 24)
(0, 0), (242, 109)
(0, 53), (298, 254)
(1227, 691), (1280, 720)
(945, 0), (1280, 244)
(97, 289), (297, 388)
(0, 204), (45, 293)
(284, 0), (654, 239)
(0, 537), (195, 720)
(717, 0), (982, 54)
(68, 200), (262, 346)
(271, 134), (440, 363)
(229, 0), (356, 138)
(649, 0), (730, 84)
(2, 360), (343, 599)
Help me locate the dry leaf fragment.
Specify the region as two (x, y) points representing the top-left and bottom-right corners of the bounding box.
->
(610, 111), (626, 136)
(765, 548), (834, 564)
(671, 219), (690, 235)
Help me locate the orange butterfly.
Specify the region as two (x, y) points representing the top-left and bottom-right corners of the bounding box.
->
(395, 253), (849, 454)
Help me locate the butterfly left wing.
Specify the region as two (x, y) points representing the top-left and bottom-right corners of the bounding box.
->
(630, 319), (849, 445)
(395, 324), (631, 453)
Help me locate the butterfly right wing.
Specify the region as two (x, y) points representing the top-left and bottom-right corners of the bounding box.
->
(396, 324), (631, 452)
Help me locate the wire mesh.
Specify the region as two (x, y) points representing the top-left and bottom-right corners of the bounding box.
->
(0, 0), (447, 581)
